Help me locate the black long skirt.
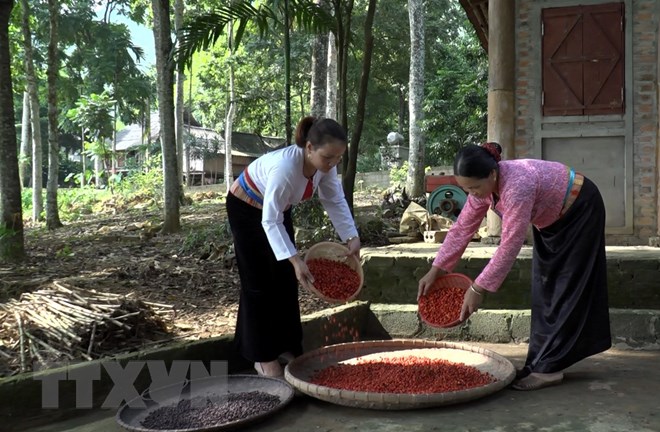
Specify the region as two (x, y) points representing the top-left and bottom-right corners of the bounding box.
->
(226, 192), (303, 363)
(520, 177), (611, 377)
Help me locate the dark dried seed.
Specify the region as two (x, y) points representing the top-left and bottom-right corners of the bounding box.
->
(140, 391), (281, 430)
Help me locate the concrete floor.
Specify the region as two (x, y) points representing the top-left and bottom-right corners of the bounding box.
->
(17, 343), (660, 432)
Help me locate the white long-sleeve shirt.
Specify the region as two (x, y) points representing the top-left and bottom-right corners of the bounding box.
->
(240, 145), (358, 261)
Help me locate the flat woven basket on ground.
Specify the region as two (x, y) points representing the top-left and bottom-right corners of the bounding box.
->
(304, 241), (364, 303)
(418, 273), (473, 329)
(284, 339), (515, 410)
(116, 375), (294, 432)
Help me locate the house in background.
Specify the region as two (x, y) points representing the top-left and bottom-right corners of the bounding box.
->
(185, 128), (285, 184)
(459, 0), (659, 245)
(114, 114), (285, 185)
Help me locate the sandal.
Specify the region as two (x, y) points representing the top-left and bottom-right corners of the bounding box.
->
(254, 361), (284, 378)
(511, 372), (564, 391)
(278, 352), (296, 365)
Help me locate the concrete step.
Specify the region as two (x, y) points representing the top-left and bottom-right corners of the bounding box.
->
(364, 304), (660, 350)
(359, 244), (660, 309)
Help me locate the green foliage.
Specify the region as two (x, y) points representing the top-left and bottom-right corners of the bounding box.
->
(58, 156), (86, 186)
(423, 22), (488, 165)
(389, 161), (410, 186)
(21, 161), (165, 224)
(188, 20), (311, 135)
(55, 244), (74, 259)
(66, 91), (115, 142)
(292, 195), (337, 244)
(0, 225), (18, 241)
(56, 189), (109, 221)
(21, 187), (110, 223)
(175, 0), (485, 173)
(114, 157), (165, 205)
(21, 188), (33, 210)
(180, 222), (232, 255)
(64, 169), (94, 188)
(356, 146), (383, 173)
(175, 0), (333, 70)
(389, 161), (431, 187)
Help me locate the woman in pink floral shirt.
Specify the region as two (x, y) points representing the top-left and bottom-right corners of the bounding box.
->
(418, 142), (611, 390)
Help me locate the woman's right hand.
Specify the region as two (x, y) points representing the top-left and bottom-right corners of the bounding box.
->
(289, 255), (315, 291)
(417, 266), (447, 301)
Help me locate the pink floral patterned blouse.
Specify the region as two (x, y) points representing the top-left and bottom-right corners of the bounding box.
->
(432, 159), (571, 292)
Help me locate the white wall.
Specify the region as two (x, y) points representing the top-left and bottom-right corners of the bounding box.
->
(346, 166), (455, 190)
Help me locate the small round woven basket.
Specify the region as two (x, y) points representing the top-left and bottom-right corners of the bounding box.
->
(284, 339), (515, 410)
(418, 273), (473, 329)
(304, 241), (364, 303)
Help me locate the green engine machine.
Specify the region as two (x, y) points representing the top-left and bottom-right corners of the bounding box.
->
(424, 175), (468, 221)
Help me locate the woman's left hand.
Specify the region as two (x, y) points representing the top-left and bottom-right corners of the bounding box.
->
(346, 236), (361, 259)
(460, 284), (485, 322)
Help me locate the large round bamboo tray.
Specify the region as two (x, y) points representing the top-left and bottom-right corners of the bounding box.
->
(285, 339), (515, 410)
(304, 241), (364, 303)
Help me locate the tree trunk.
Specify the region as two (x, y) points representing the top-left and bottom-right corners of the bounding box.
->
(398, 86), (405, 135)
(0, 0), (26, 262)
(152, 0), (181, 234)
(30, 92), (43, 221)
(406, 0), (425, 198)
(111, 103), (117, 177)
(335, 0), (353, 175)
(310, 0), (328, 118)
(325, 31), (337, 120)
(45, 0), (62, 229)
(224, 20), (235, 193)
(334, 0), (352, 134)
(310, 35), (327, 117)
(94, 156), (102, 187)
(19, 92), (30, 187)
(20, 0), (43, 220)
(186, 65), (192, 186)
(283, 0), (292, 144)
(174, 0), (185, 186)
(80, 148), (87, 188)
(144, 101), (151, 166)
(342, 0), (376, 212)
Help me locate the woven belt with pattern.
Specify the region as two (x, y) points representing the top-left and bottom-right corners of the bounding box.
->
(559, 169), (584, 218)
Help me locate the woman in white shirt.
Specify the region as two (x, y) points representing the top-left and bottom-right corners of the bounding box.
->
(226, 116), (360, 377)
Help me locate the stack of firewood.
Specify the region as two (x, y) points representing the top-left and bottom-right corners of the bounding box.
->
(0, 281), (174, 377)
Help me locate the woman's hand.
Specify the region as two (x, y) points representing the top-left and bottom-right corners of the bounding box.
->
(289, 255), (315, 291)
(346, 236), (361, 259)
(417, 266), (447, 300)
(460, 283), (485, 321)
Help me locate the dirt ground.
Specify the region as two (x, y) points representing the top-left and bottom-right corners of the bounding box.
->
(0, 188), (396, 374)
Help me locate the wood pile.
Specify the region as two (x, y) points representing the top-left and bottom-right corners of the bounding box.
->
(0, 281), (174, 377)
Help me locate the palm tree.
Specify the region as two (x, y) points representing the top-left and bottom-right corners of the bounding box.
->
(174, 0), (333, 144)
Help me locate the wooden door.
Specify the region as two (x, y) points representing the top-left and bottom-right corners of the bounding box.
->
(542, 3), (625, 116)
